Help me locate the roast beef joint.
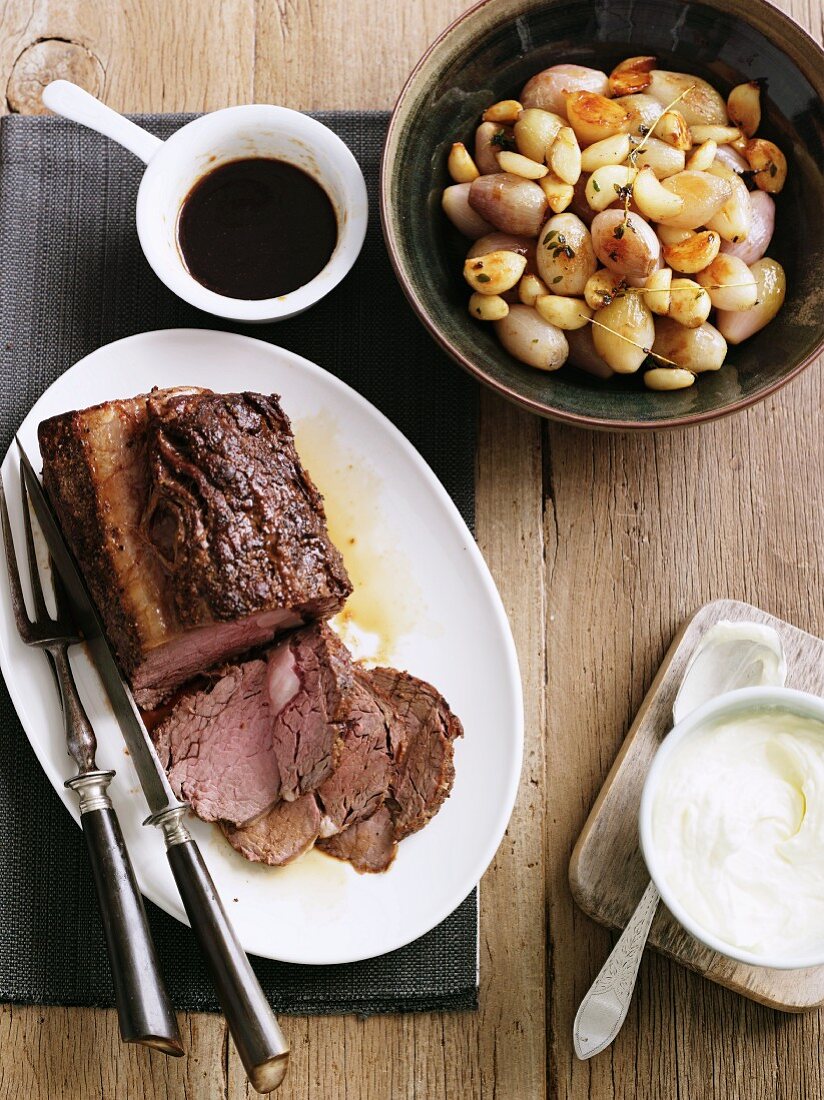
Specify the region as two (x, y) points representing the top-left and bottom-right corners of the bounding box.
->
(39, 388), (463, 872)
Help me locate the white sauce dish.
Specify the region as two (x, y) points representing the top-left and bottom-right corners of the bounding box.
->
(42, 81), (368, 323)
(640, 686), (824, 969)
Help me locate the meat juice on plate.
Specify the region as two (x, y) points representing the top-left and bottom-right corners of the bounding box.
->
(209, 822), (350, 898)
(293, 411), (425, 665)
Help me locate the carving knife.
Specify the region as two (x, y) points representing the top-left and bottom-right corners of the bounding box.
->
(18, 439), (290, 1094)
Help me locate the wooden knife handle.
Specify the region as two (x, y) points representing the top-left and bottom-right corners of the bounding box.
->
(165, 836), (289, 1093)
(66, 771), (182, 1056)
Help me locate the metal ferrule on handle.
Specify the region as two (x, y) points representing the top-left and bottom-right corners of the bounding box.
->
(65, 770), (183, 1055)
(146, 808), (289, 1093)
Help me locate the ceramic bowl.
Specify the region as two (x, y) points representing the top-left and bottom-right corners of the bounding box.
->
(136, 105), (369, 323)
(381, 0), (824, 428)
(639, 685), (824, 969)
(43, 82), (369, 323)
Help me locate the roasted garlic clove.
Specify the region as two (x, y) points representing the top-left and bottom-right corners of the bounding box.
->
(608, 56), (657, 97)
(652, 316), (727, 371)
(715, 258), (786, 343)
(727, 81), (762, 138)
(591, 292), (655, 372)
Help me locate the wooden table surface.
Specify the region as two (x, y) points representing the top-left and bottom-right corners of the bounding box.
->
(0, 0), (821, 1097)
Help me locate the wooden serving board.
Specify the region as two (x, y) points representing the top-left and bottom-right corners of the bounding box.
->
(569, 598), (824, 1013)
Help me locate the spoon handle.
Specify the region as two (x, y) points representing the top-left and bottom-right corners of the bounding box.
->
(573, 880), (660, 1060)
(41, 80), (163, 164)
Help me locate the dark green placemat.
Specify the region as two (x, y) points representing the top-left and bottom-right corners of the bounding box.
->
(0, 112), (479, 1015)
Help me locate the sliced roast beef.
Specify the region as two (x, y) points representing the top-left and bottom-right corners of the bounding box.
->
(266, 623), (354, 801)
(153, 622), (354, 822)
(317, 806), (397, 874)
(153, 658), (278, 826)
(316, 668), (462, 871)
(315, 675), (393, 836)
(222, 794), (321, 866)
(365, 667), (463, 840)
(149, 625), (463, 872)
(39, 388), (351, 706)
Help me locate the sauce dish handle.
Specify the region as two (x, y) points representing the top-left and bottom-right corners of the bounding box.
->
(41, 80), (163, 164)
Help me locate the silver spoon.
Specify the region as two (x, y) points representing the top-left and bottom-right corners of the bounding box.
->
(573, 620), (786, 1060)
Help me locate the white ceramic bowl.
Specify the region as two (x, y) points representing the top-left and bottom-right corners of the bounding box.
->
(136, 105), (368, 322)
(639, 685), (824, 970)
(42, 83), (368, 322)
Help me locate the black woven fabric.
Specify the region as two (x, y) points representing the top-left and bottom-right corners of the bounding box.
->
(0, 112), (478, 1015)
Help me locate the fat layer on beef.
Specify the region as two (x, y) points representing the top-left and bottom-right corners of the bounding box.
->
(38, 388), (351, 707)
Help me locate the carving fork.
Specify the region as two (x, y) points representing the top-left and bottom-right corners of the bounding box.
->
(0, 461), (182, 1055)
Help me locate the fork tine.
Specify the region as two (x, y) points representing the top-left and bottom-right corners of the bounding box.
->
(18, 458), (51, 623)
(49, 557), (76, 630)
(0, 472), (34, 640)
(16, 456), (76, 635)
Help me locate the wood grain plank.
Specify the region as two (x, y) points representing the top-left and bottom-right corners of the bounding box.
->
(1, 0), (256, 115)
(548, 0), (824, 1083)
(0, 1003), (228, 1099)
(475, 390), (547, 1100)
(548, 373), (824, 1096)
(252, 0), (465, 110)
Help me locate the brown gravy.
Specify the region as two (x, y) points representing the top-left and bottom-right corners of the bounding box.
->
(177, 157), (337, 300)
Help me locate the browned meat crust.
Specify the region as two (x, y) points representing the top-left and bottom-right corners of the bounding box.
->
(38, 388), (352, 705)
(144, 390), (350, 625)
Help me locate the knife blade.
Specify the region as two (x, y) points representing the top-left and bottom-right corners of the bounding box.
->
(18, 437), (290, 1092)
(18, 440), (181, 818)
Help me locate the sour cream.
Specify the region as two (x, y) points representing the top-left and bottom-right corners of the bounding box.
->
(651, 707), (824, 958)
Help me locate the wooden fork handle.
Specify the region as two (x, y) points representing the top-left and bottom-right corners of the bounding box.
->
(66, 770), (183, 1056)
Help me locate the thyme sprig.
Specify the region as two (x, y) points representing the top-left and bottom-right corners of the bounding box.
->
(580, 313), (683, 370)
